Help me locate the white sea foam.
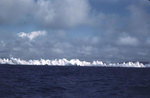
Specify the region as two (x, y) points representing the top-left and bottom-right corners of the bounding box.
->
(0, 57), (149, 68)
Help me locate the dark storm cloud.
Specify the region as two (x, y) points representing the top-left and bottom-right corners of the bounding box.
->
(0, 0), (150, 62)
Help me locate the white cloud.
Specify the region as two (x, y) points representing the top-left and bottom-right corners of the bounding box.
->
(52, 48), (64, 54)
(0, 0), (34, 24)
(0, 0), (90, 28)
(118, 36), (139, 46)
(146, 38), (150, 45)
(35, 0), (90, 28)
(83, 36), (100, 44)
(0, 41), (5, 47)
(18, 31), (46, 40)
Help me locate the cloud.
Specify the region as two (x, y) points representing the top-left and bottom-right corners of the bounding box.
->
(126, 4), (150, 37)
(18, 31), (46, 40)
(146, 38), (150, 45)
(35, 0), (90, 28)
(0, 0), (150, 62)
(118, 36), (139, 46)
(0, 41), (5, 47)
(0, 0), (90, 28)
(0, 0), (34, 24)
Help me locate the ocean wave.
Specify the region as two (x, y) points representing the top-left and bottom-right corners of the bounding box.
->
(0, 57), (149, 68)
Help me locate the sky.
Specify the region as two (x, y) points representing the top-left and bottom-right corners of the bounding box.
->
(0, 0), (150, 62)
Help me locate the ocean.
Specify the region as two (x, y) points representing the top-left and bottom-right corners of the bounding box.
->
(0, 64), (150, 98)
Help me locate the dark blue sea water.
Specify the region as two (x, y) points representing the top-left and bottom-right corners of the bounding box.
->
(0, 64), (150, 98)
